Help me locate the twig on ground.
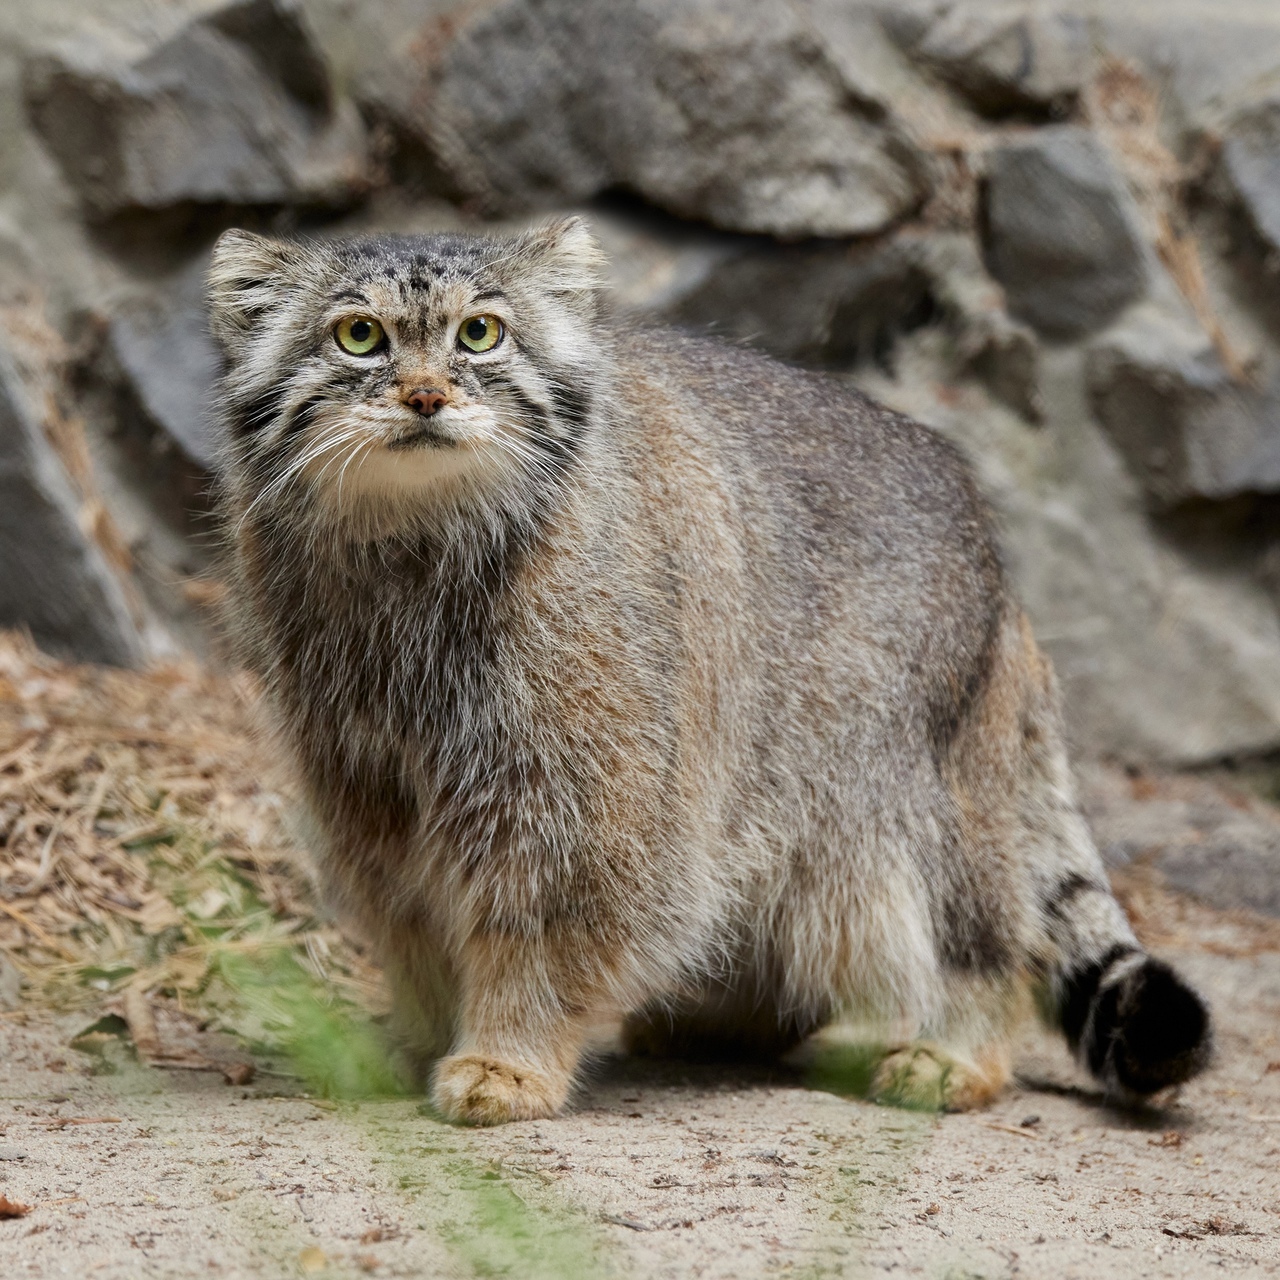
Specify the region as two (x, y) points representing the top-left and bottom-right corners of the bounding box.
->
(40, 1117), (121, 1129)
(603, 1213), (654, 1231)
(983, 1121), (1043, 1141)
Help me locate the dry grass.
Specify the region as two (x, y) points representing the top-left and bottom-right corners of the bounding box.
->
(0, 630), (384, 1063)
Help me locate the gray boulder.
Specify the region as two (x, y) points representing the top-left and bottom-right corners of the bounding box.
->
(656, 224), (1043, 419)
(982, 126), (1149, 339)
(883, 0), (1091, 117)
(918, 231), (1044, 422)
(0, 342), (143, 667)
(307, 0), (481, 199)
(23, 0), (369, 220)
(664, 237), (937, 367)
(1218, 95), (1280, 260)
(960, 316), (1042, 423)
(419, 0), (936, 237)
(1157, 829), (1280, 918)
(106, 257), (222, 470)
(1088, 301), (1280, 506)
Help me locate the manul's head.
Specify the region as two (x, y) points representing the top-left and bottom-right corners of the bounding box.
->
(206, 219), (606, 535)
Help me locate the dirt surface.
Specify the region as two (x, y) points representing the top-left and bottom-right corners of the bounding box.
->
(2, 882), (1279, 1279)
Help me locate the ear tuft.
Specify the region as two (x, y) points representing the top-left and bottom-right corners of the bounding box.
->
(206, 230), (310, 353)
(514, 216), (607, 295)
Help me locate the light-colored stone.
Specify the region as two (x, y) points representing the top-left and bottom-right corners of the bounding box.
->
(22, 0), (370, 219)
(1097, 0), (1280, 141)
(1087, 299), (1280, 506)
(884, 0), (1091, 117)
(416, 0), (937, 238)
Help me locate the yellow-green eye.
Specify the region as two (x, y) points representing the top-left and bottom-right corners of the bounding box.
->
(335, 316), (385, 355)
(458, 314), (503, 353)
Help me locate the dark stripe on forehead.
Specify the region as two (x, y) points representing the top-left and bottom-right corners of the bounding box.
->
(405, 268), (445, 291)
(330, 289), (371, 306)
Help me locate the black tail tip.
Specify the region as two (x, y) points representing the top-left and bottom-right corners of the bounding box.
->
(1071, 955), (1213, 1098)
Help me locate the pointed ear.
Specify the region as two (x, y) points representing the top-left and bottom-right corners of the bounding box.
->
(206, 229), (311, 354)
(512, 217), (607, 296)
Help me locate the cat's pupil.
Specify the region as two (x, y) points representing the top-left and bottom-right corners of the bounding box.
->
(351, 320), (371, 343)
(466, 318), (488, 341)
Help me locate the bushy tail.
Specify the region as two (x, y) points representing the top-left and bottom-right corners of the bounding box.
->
(995, 608), (1211, 1100)
(1056, 941), (1212, 1098)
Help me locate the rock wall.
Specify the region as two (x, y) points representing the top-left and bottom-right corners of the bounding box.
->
(3, 0), (1280, 764)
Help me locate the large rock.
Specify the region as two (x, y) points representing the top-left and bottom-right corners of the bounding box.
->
(302, 0), (479, 199)
(981, 126), (1149, 339)
(417, 0), (937, 237)
(664, 236), (938, 366)
(106, 257), (222, 470)
(0, 342), (143, 667)
(650, 222), (1043, 418)
(1087, 301), (1280, 506)
(23, 0), (369, 220)
(883, 0), (1091, 117)
(1218, 95), (1280, 260)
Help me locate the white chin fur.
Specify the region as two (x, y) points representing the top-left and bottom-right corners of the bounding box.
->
(303, 403), (522, 523)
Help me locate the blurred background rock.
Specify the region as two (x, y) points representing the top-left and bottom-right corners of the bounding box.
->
(3, 0), (1280, 772)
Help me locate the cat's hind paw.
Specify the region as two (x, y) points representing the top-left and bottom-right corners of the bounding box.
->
(430, 1053), (567, 1125)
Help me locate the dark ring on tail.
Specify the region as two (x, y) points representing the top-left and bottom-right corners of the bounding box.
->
(1061, 945), (1212, 1097)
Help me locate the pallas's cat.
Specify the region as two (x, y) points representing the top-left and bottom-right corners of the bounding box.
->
(207, 219), (1210, 1123)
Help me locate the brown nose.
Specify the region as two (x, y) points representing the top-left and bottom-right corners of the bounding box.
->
(404, 388), (448, 416)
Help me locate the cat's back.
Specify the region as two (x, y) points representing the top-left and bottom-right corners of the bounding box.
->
(611, 327), (1005, 661)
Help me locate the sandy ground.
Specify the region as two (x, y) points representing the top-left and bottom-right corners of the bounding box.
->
(2, 882), (1278, 1280)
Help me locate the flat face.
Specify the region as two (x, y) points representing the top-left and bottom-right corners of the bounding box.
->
(291, 265), (520, 509)
(208, 225), (602, 530)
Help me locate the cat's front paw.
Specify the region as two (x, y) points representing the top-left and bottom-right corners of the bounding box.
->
(871, 1042), (1010, 1112)
(430, 1053), (566, 1125)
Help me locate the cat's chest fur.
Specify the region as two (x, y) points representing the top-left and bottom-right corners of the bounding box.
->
(244, 528), (532, 853)
(239, 515), (672, 914)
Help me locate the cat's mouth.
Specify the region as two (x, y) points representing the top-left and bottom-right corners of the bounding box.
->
(386, 424), (457, 451)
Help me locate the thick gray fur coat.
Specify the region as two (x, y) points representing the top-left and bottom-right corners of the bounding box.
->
(207, 219), (1210, 1123)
